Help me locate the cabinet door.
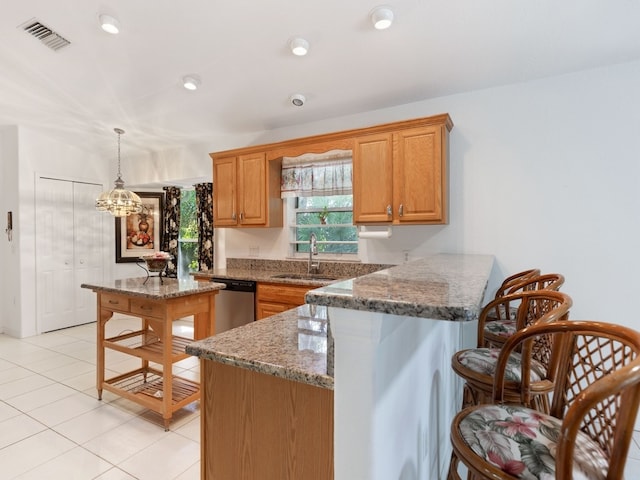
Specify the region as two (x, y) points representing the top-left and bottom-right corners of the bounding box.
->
(213, 156), (238, 226)
(353, 133), (393, 224)
(393, 126), (446, 224)
(256, 301), (291, 320)
(238, 152), (266, 225)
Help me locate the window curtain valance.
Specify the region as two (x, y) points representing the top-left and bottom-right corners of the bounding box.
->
(280, 149), (352, 198)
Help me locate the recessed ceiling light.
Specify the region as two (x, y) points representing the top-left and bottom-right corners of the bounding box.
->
(182, 75), (201, 91)
(370, 6), (394, 30)
(99, 14), (120, 35)
(290, 38), (309, 56)
(290, 94), (305, 107)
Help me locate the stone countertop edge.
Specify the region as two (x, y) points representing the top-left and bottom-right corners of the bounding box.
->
(193, 268), (340, 287)
(305, 254), (494, 321)
(80, 277), (226, 300)
(191, 258), (394, 287)
(186, 305), (333, 390)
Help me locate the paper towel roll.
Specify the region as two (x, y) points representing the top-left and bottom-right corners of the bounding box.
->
(358, 226), (392, 239)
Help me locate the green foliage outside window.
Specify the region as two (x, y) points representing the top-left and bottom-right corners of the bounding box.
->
(295, 195), (358, 254)
(179, 189), (199, 273)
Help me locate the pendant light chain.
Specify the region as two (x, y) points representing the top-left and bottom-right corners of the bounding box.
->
(117, 129), (121, 177)
(115, 127), (124, 180)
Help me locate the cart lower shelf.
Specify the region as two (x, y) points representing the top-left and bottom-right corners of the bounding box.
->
(100, 367), (200, 429)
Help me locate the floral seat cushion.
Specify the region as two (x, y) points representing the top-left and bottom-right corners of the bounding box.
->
(457, 404), (608, 479)
(484, 320), (517, 339)
(456, 348), (546, 382)
(486, 304), (518, 321)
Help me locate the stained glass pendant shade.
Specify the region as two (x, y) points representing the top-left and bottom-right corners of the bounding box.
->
(95, 128), (143, 217)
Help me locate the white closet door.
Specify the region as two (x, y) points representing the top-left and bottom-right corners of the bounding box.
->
(36, 178), (75, 332)
(36, 178), (104, 332)
(73, 182), (104, 327)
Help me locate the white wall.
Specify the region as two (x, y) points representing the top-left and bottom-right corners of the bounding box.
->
(3, 126), (109, 337)
(0, 127), (20, 336)
(218, 60), (640, 332)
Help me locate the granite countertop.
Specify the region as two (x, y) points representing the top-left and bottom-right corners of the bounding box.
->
(81, 276), (225, 299)
(192, 258), (393, 287)
(186, 254), (493, 388)
(186, 304), (333, 389)
(305, 254), (494, 321)
(194, 267), (338, 287)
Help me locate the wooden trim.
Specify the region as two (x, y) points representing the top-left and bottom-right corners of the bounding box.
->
(209, 114), (453, 161)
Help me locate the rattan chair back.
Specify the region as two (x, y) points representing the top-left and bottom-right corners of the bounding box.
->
(505, 272), (565, 295)
(493, 268), (541, 299)
(478, 289), (572, 348)
(454, 290), (572, 410)
(488, 320), (640, 479)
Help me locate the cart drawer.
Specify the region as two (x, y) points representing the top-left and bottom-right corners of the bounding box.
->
(130, 299), (164, 319)
(101, 293), (130, 313)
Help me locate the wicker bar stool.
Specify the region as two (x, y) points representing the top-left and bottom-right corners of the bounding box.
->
(448, 320), (640, 480)
(485, 270), (546, 323)
(483, 273), (565, 347)
(492, 269), (541, 300)
(452, 290), (572, 411)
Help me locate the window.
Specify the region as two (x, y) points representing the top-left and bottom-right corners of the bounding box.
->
(281, 150), (357, 257)
(292, 195), (358, 255)
(178, 189), (198, 278)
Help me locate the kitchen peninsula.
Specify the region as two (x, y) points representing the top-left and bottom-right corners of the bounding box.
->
(81, 277), (224, 430)
(187, 253), (493, 480)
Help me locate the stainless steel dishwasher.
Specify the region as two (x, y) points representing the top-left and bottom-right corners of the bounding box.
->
(210, 277), (256, 333)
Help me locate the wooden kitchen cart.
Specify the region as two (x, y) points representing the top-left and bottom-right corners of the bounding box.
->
(82, 277), (222, 430)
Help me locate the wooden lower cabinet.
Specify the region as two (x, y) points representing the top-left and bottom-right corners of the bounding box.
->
(200, 361), (334, 479)
(256, 282), (313, 320)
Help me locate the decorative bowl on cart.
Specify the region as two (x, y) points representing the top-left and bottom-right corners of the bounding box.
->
(141, 256), (171, 272)
(138, 253), (173, 283)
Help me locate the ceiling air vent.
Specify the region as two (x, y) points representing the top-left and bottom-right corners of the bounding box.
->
(21, 19), (70, 51)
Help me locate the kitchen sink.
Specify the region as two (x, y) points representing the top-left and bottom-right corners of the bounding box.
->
(270, 273), (338, 282)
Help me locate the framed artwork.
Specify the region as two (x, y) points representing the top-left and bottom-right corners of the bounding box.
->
(115, 192), (164, 263)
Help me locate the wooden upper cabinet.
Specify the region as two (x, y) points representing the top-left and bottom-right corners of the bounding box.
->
(393, 125), (445, 224)
(353, 119), (450, 225)
(212, 152), (282, 228)
(353, 133), (394, 223)
(213, 155), (237, 226)
(238, 152), (267, 225)
(211, 113), (452, 228)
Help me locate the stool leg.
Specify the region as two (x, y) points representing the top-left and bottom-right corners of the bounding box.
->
(447, 449), (463, 480)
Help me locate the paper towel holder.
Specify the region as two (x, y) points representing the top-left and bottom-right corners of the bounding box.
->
(358, 225), (392, 239)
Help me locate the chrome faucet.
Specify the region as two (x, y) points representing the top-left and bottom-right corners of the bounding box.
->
(308, 232), (320, 274)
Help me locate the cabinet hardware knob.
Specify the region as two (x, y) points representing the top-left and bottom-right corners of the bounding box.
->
(386, 204), (392, 216)
(232, 213), (236, 220)
(399, 204), (404, 217)
(108, 300), (118, 304)
(240, 212), (244, 221)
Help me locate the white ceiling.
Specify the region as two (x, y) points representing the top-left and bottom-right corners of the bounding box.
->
(1, 0), (640, 154)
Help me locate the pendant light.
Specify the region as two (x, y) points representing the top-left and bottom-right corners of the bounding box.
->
(95, 128), (143, 217)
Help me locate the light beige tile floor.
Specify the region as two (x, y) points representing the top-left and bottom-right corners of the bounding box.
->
(1, 316), (640, 479)
(0, 315), (200, 480)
